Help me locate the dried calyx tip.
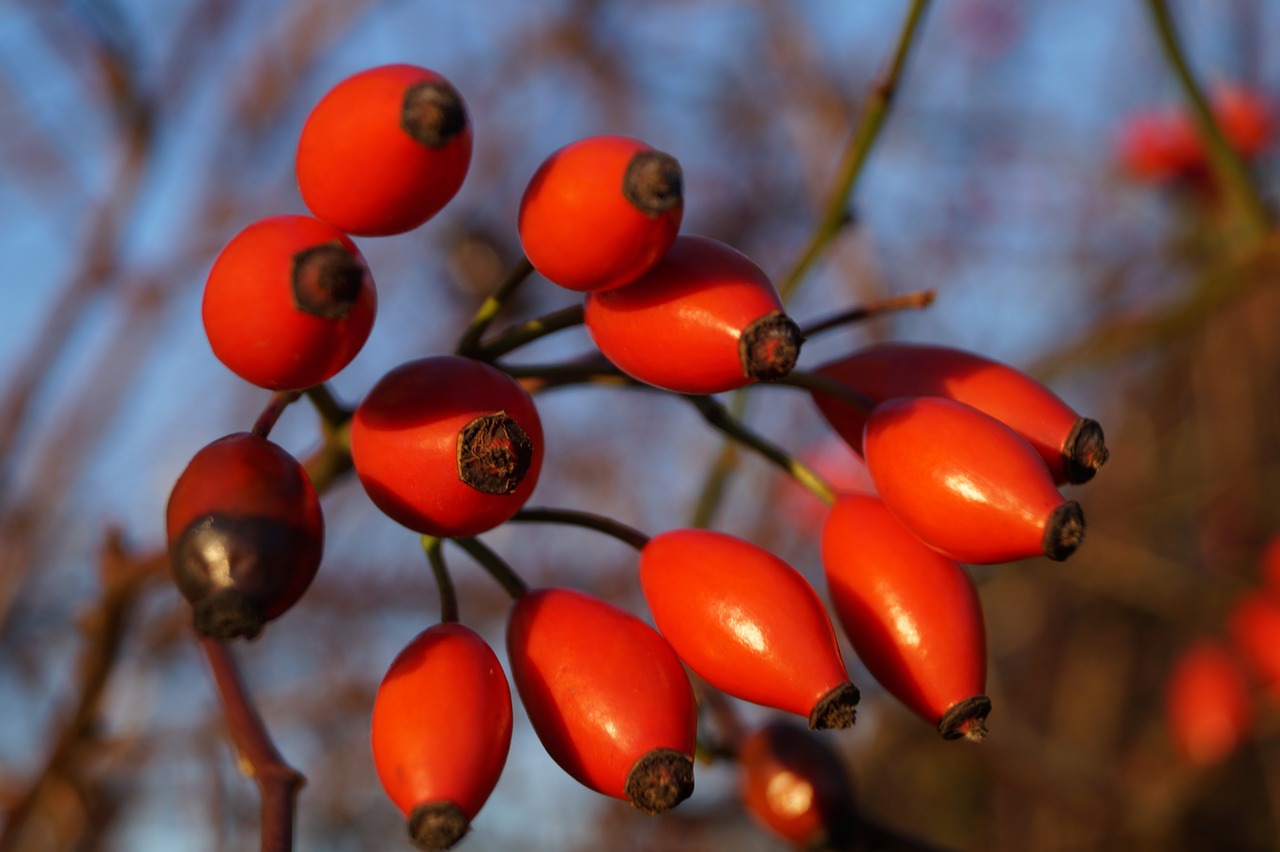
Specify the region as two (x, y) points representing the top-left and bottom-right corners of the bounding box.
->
(624, 748), (694, 815)
(622, 149), (683, 215)
(808, 681), (860, 731)
(938, 695), (992, 742)
(1042, 501), (1085, 561)
(292, 243), (365, 319)
(401, 80), (468, 149)
(1062, 418), (1109, 484)
(408, 801), (470, 851)
(739, 311), (804, 383)
(194, 589), (265, 641)
(456, 412), (534, 495)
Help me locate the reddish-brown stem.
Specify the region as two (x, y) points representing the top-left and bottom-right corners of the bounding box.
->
(800, 288), (937, 338)
(200, 638), (306, 852)
(251, 391), (302, 439)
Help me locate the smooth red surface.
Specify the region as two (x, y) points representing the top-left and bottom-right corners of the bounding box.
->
(584, 235), (784, 394)
(1228, 591), (1280, 698)
(863, 396), (1068, 564)
(296, 64), (472, 236)
(164, 432), (323, 619)
(1165, 638), (1252, 766)
(639, 529), (850, 719)
(506, 588), (696, 801)
(350, 356), (543, 537)
(821, 494), (986, 727)
(371, 623), (513, 818)
(739, 719), (855, 847)
(202, 215), (376, 391)
(812, 343), (1087, 483)
(519, 135), (682, 292)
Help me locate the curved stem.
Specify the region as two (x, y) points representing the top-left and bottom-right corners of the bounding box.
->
(686, 395), (836, 506)
(304, 384), (352, 435)
(1145, 0), (1271, 240)
(455, 256), (536, 356)
(510, 506), (650, 550)
(801, 288), (937, 338)
(502, 356), (639, 395)
(777, 0), (933, 302)
(778, 369), (876, 415)
(251, 391), (301, 439)
(689, 391), (752, 529)
(201, 638), (305, 852)
(475, 303), (585, 361)
(452, 537), (528, 598)
(421, 536), (458, 623)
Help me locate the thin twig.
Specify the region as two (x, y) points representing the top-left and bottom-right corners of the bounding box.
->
(801, 288), (937, 338)
(451, 537), (529, 598)
(509, 507), (650, 550)
(421, 536), (459, 623)
(454, 256), (536, 356)
(474, 304), (586, 361)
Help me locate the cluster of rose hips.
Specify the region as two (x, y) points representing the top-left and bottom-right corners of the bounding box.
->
(165, 62), (1111, 849)
(1116, 82), (1273, 187)
(1165, 537), (1280, 768)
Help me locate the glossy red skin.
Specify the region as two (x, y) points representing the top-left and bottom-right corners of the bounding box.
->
(202, 215), (376, 391)
(519, 135), (682, 292)
(639, 529), (850, 719)
(296, 64), (472, 236)
(506, 588), (697, 801)
(584, 235), (784, 394)
(821, 494), (986, 728)
(350, 356), (543, 538)
(1165, 638), (1252, 766)
(812, 343), (1086, 484)
(372, 623), (513, 819)
(1228, 592), (1280, 699)
(739, 719), (856, 847)
(165, 433), (323, 620)
(863, 396), (1068, 564)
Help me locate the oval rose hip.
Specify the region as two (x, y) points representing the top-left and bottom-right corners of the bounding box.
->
(350, 356), (543, 538)
(506, 587), (697, 814)
(811, 343), (1108, 484)
(822, 493), (990, 740)
(519, 135), (683, 292)
(372, 622), (512, 850)
(863, 396), (1084, 564)
(639, 529), (859, 729)
(584, 235), (803, 394)
(165, 432), (324, 640)
(297, 64), (472, 236)
(202, 215), (377, 391)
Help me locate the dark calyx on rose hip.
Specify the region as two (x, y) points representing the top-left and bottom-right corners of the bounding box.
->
(937, 695), (993, 743)
(401, 79), (468, 149)
(807, 681), (861, 731)
(622, 150), (683, 215)
(408, 801), (469, 851)
(1042, 501), (1085, 561)
(457, 412), (534, 495)
(1061, 417), (1110, 485)
(169, 514), (312, 641)
(624, 748), (695, 816)
(291, 243), (366, 319)
(739, 311), (805, 382)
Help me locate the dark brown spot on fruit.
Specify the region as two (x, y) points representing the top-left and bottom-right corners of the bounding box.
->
(456, 412), (534, 495)
(291, 243), (365, 319)
(740, 311), (804, 382)
(401, 80), (468, 149)
(622, 149), (683, 215)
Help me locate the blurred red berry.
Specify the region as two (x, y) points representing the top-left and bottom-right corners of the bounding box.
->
(1165, 638), (1253, 766)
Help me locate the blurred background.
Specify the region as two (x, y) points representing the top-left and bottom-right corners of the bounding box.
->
(2, 0), (1280, 849)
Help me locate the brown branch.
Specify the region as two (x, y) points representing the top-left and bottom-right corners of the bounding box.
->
(199, 639), (306, 852)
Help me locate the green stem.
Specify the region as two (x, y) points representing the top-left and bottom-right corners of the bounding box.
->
(778, 370), (876, 415)
(689, 392), (751, 529)
(1145, 0), (1271, 240)
(801, 289), (937, 338)
(455, 256), (536, 356)
(251, 391), (301, 439)
(510, 507), (650, 550)
(686, 395), (836, 506)
(777, 0), (933, 302)
(304, 384), (352, 434)
(421, 536), (458, 623)
(475, 304), (586, 361)
(452, 537), (528, 598)
(300, 430), (352, 493)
